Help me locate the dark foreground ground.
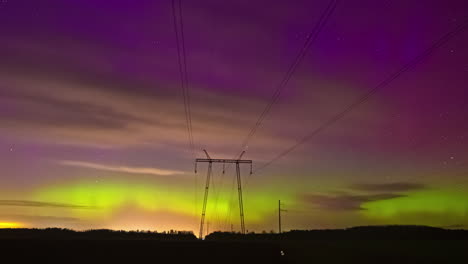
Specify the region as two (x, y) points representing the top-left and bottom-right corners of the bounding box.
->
(1, 226), (468, 263)
(2, 239), (468, 263)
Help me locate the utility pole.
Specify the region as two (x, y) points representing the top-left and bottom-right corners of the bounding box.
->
(278, 200), (287, 234)
(279, 200), (281, 234)
(195, 150), (252, 239)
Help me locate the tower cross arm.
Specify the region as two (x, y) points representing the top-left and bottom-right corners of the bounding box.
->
(195, 158), (252, 164)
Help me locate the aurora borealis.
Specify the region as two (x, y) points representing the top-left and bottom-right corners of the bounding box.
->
(1, 0), (468, 233)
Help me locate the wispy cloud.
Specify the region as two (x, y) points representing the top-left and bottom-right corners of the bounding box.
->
(0, 214), (80, 222)
(0, 200), (93, 209)
(302, 193), (403, 211)
(59, 160), (185, 176)
(351, 182), (425, 192)
(301, 182), (427, 211)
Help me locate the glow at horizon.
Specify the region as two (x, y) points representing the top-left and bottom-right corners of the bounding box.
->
(1, 0), (468, 232)
(0, 222), (23, 229)
(33, 179), (292, 223)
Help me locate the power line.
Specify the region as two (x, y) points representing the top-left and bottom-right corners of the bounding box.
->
(254, 18), (468, 174)
(218, 0), (339, 231)
(211, 167), (226, 230)
(222, 175), (237, 231)
(232, 0), (340, 160)
(172, 0), (198, 230)
(178, 0), (193, 154)
(172, 0), (195, 156)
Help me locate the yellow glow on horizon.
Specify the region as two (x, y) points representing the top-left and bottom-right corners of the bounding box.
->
(0, 222), (23, 229)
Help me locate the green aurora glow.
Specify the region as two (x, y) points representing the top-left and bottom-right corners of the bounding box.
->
(362, 188), (468, 226)
(33, 180), (296, 223)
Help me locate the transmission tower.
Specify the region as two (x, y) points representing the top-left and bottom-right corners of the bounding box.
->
(195, 150), (252, 239)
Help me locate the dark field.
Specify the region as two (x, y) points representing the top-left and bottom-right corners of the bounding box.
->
(1, 226), (468, 263)
(2, 239), (468, 263)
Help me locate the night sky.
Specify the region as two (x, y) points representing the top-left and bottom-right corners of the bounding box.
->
(1, 0), (468, 233)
